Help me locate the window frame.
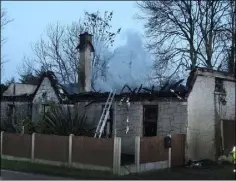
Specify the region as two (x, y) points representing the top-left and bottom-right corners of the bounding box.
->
(143, 105), (158, 137)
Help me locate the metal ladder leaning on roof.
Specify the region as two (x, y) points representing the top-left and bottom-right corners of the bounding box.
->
(94, 89), (116, 138)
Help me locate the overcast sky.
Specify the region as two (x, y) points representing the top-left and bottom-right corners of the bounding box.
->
(1, 1), (152, 88)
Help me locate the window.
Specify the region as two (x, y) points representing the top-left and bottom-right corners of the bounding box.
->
(215, 78), (224, 92)
(143, 106), (158, 137)
(7, 104), (15, 123)
(42, 92), (47, 99)
(41, 104), (50, 114)
(27, 104), (33, 118)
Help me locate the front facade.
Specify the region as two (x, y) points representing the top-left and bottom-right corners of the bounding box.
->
(0, 74), (188, 156)
(75, 97), (188, 155)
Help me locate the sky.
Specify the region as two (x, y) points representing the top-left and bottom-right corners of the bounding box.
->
(1, 1), (153, 88)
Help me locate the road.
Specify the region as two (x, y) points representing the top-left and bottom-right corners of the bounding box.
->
(1, 170), (74, 180)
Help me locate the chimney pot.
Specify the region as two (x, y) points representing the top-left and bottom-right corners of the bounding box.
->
(77, 32), (94, 52)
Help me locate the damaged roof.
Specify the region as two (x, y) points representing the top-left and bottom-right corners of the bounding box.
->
(0, 71), (189, 102)
(3, 83), (37, 96)
(2, 67), (234, 103)
(61, 83), (80, 95)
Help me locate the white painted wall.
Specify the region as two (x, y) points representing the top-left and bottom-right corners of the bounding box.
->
(186, 71), (235, 161)
(32, 77), (60, 123)
(33, 77), (59, 104)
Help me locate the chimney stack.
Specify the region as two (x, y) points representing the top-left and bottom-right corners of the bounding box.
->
(76, 32), (94, 92)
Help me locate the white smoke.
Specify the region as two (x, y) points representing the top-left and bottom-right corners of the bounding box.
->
(94, 29), (152, 92)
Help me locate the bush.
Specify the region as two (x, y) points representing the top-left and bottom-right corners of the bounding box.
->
(22, 117), (37, 134)
(39, 104), (92, 136)
(1, 116), (36, 134)
(1, 117), (18, 133)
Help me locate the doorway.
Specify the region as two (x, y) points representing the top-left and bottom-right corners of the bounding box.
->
(222, 120), (235, 153)
(101, 105), (113, 138)
(143, 105), (158, 137)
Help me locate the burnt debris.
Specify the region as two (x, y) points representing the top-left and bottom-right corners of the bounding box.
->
(67, 79), (188, 103)
(2, 70), (188, 103)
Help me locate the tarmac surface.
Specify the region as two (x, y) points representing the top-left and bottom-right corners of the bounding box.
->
(1, 170), (73, 180)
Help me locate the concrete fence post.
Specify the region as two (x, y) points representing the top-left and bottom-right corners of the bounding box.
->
(135, 136), (140, 172)
(168, 147), (172, 168)
(31, 132), (36, 162)
(1, 131), (4, 156)
(113, 137), (121, 175)
(68, 134), (74, 167)
(21, 126), (25, 134)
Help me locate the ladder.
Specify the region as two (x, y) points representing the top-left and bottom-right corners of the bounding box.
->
(94, 90), (116, 138)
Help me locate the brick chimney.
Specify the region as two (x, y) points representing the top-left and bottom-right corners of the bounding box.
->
(76, 32), (94, 92)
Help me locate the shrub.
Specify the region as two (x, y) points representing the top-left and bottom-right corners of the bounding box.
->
(1, 117), (23, 133)
(39, 104), (91, 136)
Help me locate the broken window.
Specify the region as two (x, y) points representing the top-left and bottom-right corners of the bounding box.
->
(27, 104), (33, 118)
(41, 104), (50, 115)
(42, 91), (47, 99)
(7, 104), (15, 124)
(143, 105), (158, 137)
(215, 78), (224, 92)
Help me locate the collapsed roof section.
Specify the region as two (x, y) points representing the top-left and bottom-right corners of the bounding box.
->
(3, 67), (234, 103)
(2, 83), (37, 96)
(1, 74), (187, 103)
(64, 79), (188, 103)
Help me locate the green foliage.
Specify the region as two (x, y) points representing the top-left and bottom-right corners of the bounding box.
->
(39, 105), (90, 136)
(1, 103), (94, 137)
(1, 117), (17, 133)
(22, 117), (37, 134)
(19, 73), (40, 85)
(1, 115), (37, 134)
(0, 84), (8, 95)
(1, 117), (24, 133)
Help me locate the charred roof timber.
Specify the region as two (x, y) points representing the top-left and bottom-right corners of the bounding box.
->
(1, 70), (188, 103)
(68, 79), (188, 103)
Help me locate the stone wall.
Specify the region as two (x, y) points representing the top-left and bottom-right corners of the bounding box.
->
(115, 102), (143, 155)
(73, 99), (188, 155)
(157, 101), (188, 136)
(114, 100), (188, 155)
(73, 102), (103, 129)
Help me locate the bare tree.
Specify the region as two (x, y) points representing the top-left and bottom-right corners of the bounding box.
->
(218, 0), (236, 74)
(21, 11), (121, 88)
(1, 8), (13, 72)
(137, 1), (232, 81)
(1, 9), (13, 45)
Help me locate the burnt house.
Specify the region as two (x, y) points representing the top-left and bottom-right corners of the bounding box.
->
(1, 32), (235, 161)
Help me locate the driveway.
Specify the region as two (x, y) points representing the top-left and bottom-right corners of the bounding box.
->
(1, 170), (74, 180)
